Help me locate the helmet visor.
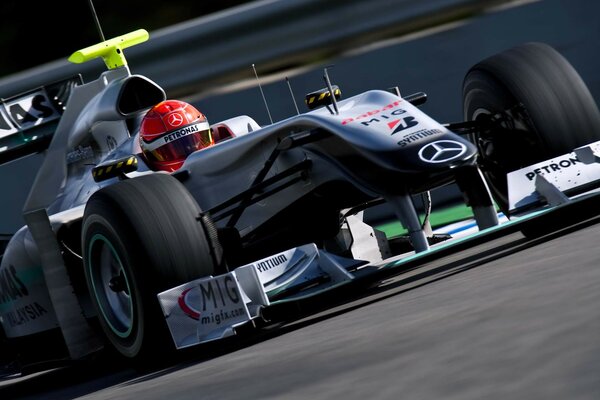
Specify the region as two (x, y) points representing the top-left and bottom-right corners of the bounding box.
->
(143, 122), (213, 163)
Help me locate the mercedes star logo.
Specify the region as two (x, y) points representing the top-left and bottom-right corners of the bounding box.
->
(418, 140), (467, 163)
(168, 112), (184, 127)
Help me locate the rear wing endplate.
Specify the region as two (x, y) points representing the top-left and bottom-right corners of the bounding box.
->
(0, 75), (82, 165)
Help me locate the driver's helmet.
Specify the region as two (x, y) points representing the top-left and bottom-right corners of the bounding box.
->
(139, 100), (214, 172)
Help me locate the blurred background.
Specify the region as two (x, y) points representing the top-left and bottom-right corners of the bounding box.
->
(0, 0), (250, 78)
(1, 0), (598, 123)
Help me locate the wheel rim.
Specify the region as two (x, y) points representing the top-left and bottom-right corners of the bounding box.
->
(87, 233), (134, 338)
(469, 107), (511, 209)
(469, 104), (542, 212)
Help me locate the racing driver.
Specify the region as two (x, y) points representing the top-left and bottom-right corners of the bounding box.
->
(139, 99), (214, 172)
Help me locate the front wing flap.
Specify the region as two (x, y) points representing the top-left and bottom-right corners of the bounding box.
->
(158, 264), (267, 348)
(508, 140), (600, 212)
(158, 244), (362, 349)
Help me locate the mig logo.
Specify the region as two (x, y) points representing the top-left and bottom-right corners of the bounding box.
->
(357, 107), (419, 134)
(177, 275), (241, 320)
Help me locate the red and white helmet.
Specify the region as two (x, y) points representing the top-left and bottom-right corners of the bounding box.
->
(139, 100), (214, 172)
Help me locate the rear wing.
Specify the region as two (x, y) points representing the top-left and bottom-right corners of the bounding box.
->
(0, 75), (83, 165)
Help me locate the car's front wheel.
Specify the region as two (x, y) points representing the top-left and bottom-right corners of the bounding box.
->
(463, 42), (600, 215)
(82, 173), (224, 361)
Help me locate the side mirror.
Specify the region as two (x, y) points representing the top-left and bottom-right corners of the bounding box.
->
(92, 155), (138, 182)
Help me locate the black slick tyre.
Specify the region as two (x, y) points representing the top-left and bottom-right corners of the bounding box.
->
(463, 42), (600, 215)
(82, 173), (223, 361)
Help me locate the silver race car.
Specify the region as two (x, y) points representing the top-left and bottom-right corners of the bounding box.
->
(1, 28), (599, 372)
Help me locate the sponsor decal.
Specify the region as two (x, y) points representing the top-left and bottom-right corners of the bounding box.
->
(0, 108), (18, 137)
(255, 254), (288, 273)
(524, 157), (581, 181)
(345, 105), (421, 135)
(0, 264), (50, 329)
(353, 106), (421, 134)
(506, 140), (600, 211)
(66, 145), (94, 164)
(0, 90), (59, 139)
(0, 265), (28, 304)
(396, 128), (442, 147)
(177, 288), (201, 320)
(159, 266), (264, 348)
(140, 121), (209, 151)
(163, 123), (198, 144)
(418, 140), (467, 163)
(3, 302), (49, 328)
(386, 116), (418, 134)
(341, 100), (403, 125)
(177, 274), (241, 321)
(200, 305), (245, 326)
(167, 112), (184, 127)
(251, 248), (298, 286)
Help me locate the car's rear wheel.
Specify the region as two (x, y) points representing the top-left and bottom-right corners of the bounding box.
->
(82, 173), (224, 361)
(463, 42), (600, 215)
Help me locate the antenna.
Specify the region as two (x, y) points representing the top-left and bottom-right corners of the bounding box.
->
(72, 0), (148, 70)
(87, 0), (105, 42)
(252, 64), (273, 124)
(323, 66), (339, 115)
(286, 77), (300, 115)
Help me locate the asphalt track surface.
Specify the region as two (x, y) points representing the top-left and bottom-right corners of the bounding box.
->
(2, 209), (600, 399)
(2, 0), (600, 398)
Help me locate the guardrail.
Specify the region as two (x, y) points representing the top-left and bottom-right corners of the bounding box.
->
(0, 0), (510, 99)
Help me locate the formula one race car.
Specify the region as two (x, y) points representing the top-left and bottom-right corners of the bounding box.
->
(1, 28), (599, 373)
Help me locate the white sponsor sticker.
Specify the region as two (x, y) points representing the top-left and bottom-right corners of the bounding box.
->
(158, 265), (267, 349)
(507, 140), (600, 211)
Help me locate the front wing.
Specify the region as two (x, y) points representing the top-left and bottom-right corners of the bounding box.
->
(158, 140), (600, 350)
(158, 243), (360, 348)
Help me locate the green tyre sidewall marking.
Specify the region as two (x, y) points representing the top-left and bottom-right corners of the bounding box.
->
(87, 233), (133, 339)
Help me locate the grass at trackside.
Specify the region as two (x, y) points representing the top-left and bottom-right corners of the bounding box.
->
(375, 203), (478, 238)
